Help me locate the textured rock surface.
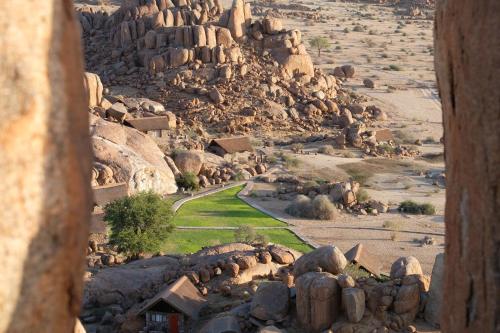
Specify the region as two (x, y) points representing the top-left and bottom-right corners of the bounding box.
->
(83, 72), (103, 108)
(293, 246), (347, 278)
(296, 272), (340, 332)
(342, 288), (365, 323)
(0, 1), (92, 332)
(250, 282), (290, 321)
(435, 1), (500, 331)
(91, 116), (177, 194)
(424, 253), (444, 327)
(390, 256), (423, 279)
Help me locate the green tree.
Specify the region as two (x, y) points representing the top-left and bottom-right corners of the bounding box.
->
(309, 36), (331, 57)
(234, 225), (257, 243)
(104, 191), (174, 257)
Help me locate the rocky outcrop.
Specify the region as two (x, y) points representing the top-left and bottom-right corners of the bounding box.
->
(435, 0), (500, 332)
(296, 272), (340, 332)
(0, 1), (92, 332)
(424, 253), (444, 327)
(250, 282), (290, 321)
(293, 246), (347, 278)
(90, 116), (177, 194)
(83, 72), (104, 108)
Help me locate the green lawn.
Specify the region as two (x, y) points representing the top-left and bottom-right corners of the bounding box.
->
(162, 229), (313, 254)
(173, 186), (284, 227)
(163, 186), (313, 254)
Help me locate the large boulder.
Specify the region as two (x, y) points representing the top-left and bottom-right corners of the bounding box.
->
(277, 53), (314, 77)
(90, 116), (177, 194)
(342, 288), (365, 323)
(250, 282), (290, 321)
(83, 256), (180, 310)
(227, 0), (245, 39)
(390, 256), (423, 279)
(424, 253), (444, 327)
(296, 272), (340, 332)
(0, 2), (92, 331)
(83, 72), (103, 108)
(293, 246), (347, 278)
(174, 150), (204, 175)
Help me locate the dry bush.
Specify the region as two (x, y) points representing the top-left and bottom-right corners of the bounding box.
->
(318, 145), (335, 155)
(312, 195), (338, 220)
(285, 195), (313, 218)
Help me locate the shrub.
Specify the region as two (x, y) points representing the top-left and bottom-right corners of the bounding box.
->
(286, 195), (313, 218)
(383, 220), (402, 230)
(176, 172), (200, 191)
(311, 195), (338, 220)
(234, 225), (257, 243)
(389, 64), (402, 71)
(286, 195), (337, 220)
(291, 143), (304, 153)
(357, 189), (370, 203)
(318, 145), (335, 155)
(283, 154), (300, 169)
(255, 233), (270, 246)
(398, 200), (436, 215)
(104, 192), (174, 257)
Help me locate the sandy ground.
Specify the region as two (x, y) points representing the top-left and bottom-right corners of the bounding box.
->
(240, 0), (446, 275)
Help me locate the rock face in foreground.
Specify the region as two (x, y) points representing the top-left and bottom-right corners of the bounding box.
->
(0, 1), (92, 332)
(435, 0), (500, 332)
(90, 116), (177, 194)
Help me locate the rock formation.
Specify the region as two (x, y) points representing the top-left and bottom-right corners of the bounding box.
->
(0, 1), (91, 332)
(435, 0), (500, 331)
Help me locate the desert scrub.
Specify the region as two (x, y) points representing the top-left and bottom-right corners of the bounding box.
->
(291, 143), (304, 153)
(286, 195), (337, 220)
(356, 189), (370, 203)
(389, 64), (403, 71)
(176, 172), (200, 191)
(318, 145), (335, 155)
(286, 195), (313, 218)
(398, 200), (436, 215)
(311, 195), (338, 220)
(283, 154), (300, 169)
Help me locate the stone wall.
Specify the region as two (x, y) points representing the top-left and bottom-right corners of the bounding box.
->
(435, 0), (500, 331)
(0, 0), (92, 332)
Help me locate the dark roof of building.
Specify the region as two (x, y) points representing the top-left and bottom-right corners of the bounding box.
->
(345, 243), (383, 277)
(138, 276), (207, 319)
(208, 136), (254, 154)
(92, 183), (128, 207)
(125, 116), (172, 131)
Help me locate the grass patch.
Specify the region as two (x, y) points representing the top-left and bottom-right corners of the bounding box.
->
(173, 186), (284, 227)
(343, 263), (371, 279)
(398, 200), (436, 215)
(162, 229), (313, 254)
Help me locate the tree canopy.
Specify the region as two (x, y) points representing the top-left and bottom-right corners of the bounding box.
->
(309, 36), (331, 56)
(104, 191), (174, 257)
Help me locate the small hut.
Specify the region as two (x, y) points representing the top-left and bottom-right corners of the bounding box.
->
(207, 136), (254, 159)
(138, 276), (207, 333)
(125, 116), (176, 138)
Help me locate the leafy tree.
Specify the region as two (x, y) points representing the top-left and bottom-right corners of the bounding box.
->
(104, 191), (174, 257)
(234, 225), (257, 243)
(309, 36), (331, 57)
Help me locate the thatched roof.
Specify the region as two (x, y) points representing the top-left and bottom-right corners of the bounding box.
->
(138, 276), (207, 319)
(125, 116), (172, 131)
(92, 182), (128, 207)
(208, 136), (254, 155)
